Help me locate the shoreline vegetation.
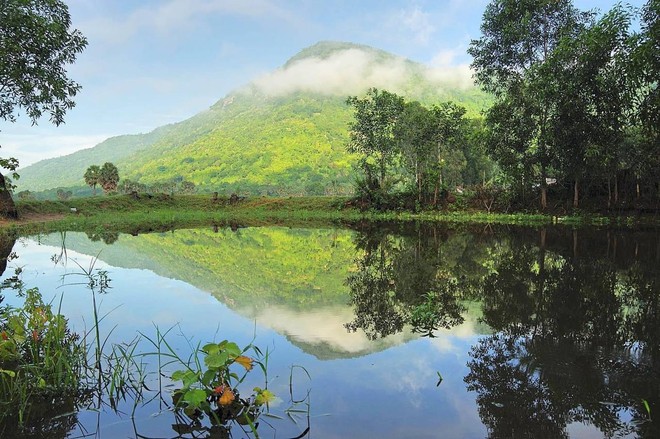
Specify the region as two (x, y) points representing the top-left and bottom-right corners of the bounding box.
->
(2, 194), (658, 236)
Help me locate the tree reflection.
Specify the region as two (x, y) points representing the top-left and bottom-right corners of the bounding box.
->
(344, 223), (660, 436)
(466, 229), (660, 438)
(344, 223), (481, 339)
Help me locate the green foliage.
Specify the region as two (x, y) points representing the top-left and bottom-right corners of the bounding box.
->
(98, 162), (119, 194)
(170, 340), (272, 430)
(0, 0), (87, 126)
(83, 165), (100, 195)
(346, 90), (486, 210)
(16, 42), (492, 197)
(56, 189), (72, 201)
(347, 88), (405, 189)
(0, 278), (86, 426)
(0, 0), (87, 217)
(15, 191), (33, 201)
(471, 1), (659, 210)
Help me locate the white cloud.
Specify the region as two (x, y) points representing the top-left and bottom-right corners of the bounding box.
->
(400, 6), (436, 44)
(250, 46), (476, 98)
(81, 0), (304, 45)
(425, 64), (474, 90)
(251, 48), (413, 97)
(427, 47), (475, 89)
(249, 304), (409, 354)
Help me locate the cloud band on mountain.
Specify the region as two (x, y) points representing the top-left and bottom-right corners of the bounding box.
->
(250, 48), (474, 97)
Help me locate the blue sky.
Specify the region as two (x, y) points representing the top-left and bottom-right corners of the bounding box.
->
(3, 0), (646, 168)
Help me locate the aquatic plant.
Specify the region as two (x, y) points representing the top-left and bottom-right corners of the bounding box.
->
(169, 339), (274, 436)
(0, 273), (88, 429)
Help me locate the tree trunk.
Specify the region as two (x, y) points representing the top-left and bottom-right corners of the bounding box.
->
(541, 184), (547, 211)
(0, 173), (18, 219)
(614, 174), (619, 204)
(540, 163), (548, 211)
(0, 233), (17, 277)
(607, 177), (611, 208)
(573, 179), (579, 208)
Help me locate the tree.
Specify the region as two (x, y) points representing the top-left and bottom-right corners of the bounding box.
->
(628, 0), (659, 199)
(179, 180), (196, 194)
(346, 88), (405, 192)
(0, 0), (87, 218)
(98, 162), (119, 194)
(395, 101), (436, 204)
(429, 102), (468, 206)
(530, 4), (634, 208)
(84, 165), (101, 195)
(469, 0), (590, 209)
(56, 188), (71, 201)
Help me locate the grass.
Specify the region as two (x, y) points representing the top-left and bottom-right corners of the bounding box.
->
(0, 259), (286, 437)
(6, 193), (657, 236)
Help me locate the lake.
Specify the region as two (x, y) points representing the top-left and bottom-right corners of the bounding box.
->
(0, 222), (658, 438)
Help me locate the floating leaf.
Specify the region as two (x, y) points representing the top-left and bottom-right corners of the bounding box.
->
(235, 355), (253, 371)
(642, 399), (651, 418)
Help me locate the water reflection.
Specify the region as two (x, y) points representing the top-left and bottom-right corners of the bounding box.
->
(345, 223), (470, 339)
(466, 228), (660, 438)
(3, 223), (659, 438)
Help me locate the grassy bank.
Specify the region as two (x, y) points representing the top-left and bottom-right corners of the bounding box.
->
(5, 194), (655, 235)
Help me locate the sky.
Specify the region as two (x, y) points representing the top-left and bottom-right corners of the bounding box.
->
(2, 0), (646, 168)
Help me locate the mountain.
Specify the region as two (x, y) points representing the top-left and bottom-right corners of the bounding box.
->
(17, 41), (492, 195)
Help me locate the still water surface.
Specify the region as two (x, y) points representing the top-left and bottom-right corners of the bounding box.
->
(1, 223), (658, 438)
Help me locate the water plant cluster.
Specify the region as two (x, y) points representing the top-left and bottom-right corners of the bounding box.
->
(0, 275), (86, 432)
(0, 260), (289, 438)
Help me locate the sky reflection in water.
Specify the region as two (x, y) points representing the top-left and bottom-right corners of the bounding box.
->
(1, 225), (657, 438)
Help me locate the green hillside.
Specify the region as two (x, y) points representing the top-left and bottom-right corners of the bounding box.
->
(17, 41), (492, 195)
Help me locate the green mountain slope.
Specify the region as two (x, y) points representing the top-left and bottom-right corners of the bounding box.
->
(17, 41), (492, 195)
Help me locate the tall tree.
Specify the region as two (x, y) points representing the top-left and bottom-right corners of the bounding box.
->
(395, 101), (436, 204)
(0, 0), (87, 217)
(84, 165), (100, 195)
(629, 0), (660, 199)
(429, 102), (468, 206)
(469, 0), (590, 209)
(544, 5), (634, 207)
(346, 88), (405, 192)
(98, 162), (119, 194)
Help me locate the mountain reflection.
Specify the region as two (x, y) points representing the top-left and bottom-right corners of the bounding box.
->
(31, 223), (660, 436)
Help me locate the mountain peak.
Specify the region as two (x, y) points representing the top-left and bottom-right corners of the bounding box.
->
(283, 41), (399, 68)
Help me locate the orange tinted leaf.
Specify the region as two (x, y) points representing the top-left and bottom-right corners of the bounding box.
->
(235, 355), (253, 371)
(219, 387), (235, 406)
